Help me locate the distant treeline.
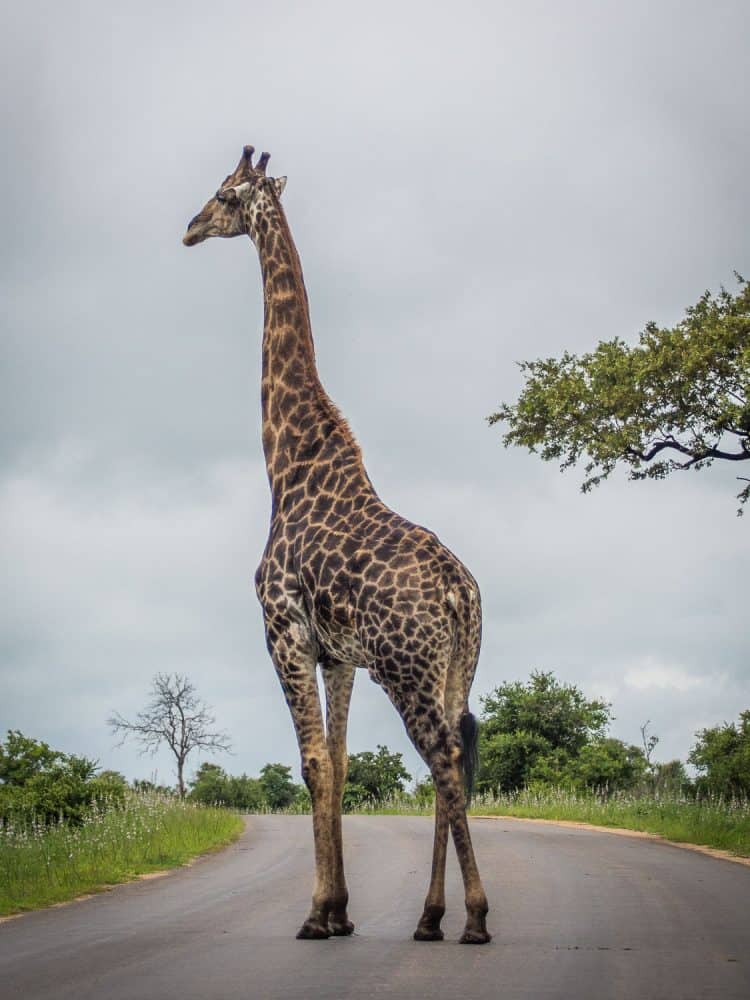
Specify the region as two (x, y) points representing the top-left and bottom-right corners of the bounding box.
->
(188, 745), (415, 812)
(2, 671), (748, 827)
(190, 671), (750, 808)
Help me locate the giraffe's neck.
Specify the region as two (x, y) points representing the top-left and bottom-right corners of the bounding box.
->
(246, 192), (374, 513)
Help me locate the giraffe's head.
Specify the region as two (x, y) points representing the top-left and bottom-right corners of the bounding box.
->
(182, 145), (287, 247)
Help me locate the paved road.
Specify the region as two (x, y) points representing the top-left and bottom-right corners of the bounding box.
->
(1, 815), (748, 999)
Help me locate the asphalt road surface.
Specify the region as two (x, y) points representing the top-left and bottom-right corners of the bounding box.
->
(1, 815), (748, 1000)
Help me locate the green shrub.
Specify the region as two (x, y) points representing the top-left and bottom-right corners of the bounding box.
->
(259, 763), (301, 810)
(413, 776), (436, 808)
(0, 731), (126, 827)
(477, 673), (647, 795)
(343, 746), (411, 809)
(689, 712), (750, 799)
(189, 763), (267, 810)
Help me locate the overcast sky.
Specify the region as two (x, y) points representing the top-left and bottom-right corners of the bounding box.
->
(2, 0), (748, 788)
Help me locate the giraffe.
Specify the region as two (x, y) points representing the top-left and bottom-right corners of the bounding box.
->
(183, 145), (491, 944)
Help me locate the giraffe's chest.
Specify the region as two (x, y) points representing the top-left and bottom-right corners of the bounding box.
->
(256, 536), (367, 667)
(309, 604), (365, 666)
(300, 560), (365, 665)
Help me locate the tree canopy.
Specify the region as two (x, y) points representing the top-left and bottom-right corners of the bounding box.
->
(343, 746), (412, 809)
(489, 276), (750, 513)
(259, 763), (300, 810)
(0, 731), (125, 825)
(477, 671), (646, 794)
(0, 731), (68, 785)
(189, 762), (268, 810)
(688, 711), (750, 799)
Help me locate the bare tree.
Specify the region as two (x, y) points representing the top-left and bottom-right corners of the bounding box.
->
(640, 720), (659, 769)
(108, 673), (232, 797)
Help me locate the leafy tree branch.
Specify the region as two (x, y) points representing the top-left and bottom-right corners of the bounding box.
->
(489, 275), (750, 513)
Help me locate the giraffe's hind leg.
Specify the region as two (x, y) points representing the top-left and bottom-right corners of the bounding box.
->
(380, 674), (490, 945)
(321, 661), (356, 936)
(413, 792), (448, 941)
(424, 713), (489, 944)
(414, 663), (468, 941)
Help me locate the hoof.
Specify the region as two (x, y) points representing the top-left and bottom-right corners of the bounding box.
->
(459, 928), (492, 945)
(296, 920), (331, 940)
(413, 925), (444, 942)
(329, 918), (355, 936)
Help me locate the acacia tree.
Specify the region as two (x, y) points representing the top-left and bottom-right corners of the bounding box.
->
(108, 673), (231, 796)
(490, 276), (750, 513)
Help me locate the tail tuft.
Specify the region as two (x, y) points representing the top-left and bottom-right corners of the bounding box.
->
(459, 712), (479, 804)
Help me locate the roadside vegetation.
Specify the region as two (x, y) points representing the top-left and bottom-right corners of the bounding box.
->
(464, 673), (750, 856)
(3, 667), (748, 918)
(351, 787), (750, 857)
(0, 733), (241, 917)
(191, 671), (750, 859)
(468, 786), (750, 855)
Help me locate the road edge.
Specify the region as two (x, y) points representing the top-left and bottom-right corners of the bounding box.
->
(473, 813), (750, 868)
(0, 816), (249, 924)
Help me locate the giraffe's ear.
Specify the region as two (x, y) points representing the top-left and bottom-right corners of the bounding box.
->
(273, 176), (287, 198)
(232, 181), (253, 202)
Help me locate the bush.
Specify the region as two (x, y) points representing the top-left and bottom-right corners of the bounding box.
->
(189, 763), (267, 810)
(570, 738), (647, 793)
(343, 746), (411, 809)
(647, 760), (693, 797)
(413, 776), (436, 808)
(689, 712), (750, 798)
(477, 673), (647, 795)
(342, 782), (371, 812)
(0, 731), (126, 826)
(259, 763), (301, 810)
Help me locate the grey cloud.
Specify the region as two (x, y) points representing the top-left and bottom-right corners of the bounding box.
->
(2, 1), (749, 782)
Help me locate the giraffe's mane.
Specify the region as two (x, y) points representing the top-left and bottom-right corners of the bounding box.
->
(270, 190), (365, 467)
(312, 381), (364, 459)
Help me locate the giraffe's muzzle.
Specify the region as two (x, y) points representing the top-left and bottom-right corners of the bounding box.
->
(183, 214), (207, 246)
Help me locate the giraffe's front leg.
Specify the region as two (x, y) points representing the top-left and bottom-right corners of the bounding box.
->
(297, 735), (336, 940)
(321, 663), (356, 936)
(264, 612), (336, 940)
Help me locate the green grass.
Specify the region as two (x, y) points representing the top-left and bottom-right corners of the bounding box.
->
(0, 791), (243, 917)
(347, 787), (750, 858)
(468, 788), (750, 856)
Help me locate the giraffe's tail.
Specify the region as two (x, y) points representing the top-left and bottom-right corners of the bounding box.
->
(459, 711), (479, 805)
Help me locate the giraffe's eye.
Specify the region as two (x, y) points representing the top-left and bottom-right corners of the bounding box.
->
(216, 188), (238, 205)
